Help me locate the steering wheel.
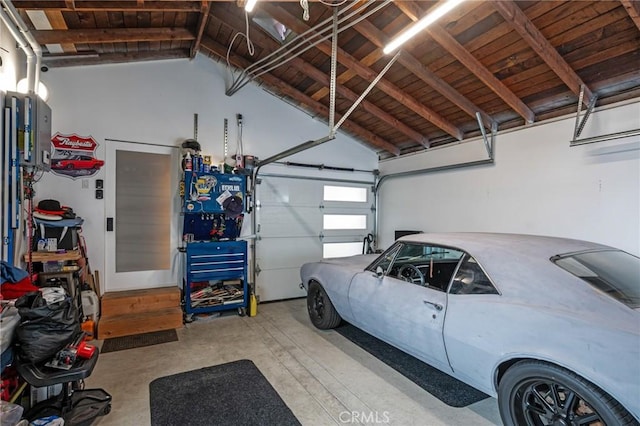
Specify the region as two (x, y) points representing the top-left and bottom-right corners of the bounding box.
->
(397, 264), (425, 286)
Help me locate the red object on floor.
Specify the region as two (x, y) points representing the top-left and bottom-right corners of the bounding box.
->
(1, 367), (19, 401)
(0, 276), (38, 299)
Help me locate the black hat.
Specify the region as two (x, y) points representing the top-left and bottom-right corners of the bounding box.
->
(181, 139), (201, 152)
(222, 195), (243, 218)
(37, 199), (61, 212)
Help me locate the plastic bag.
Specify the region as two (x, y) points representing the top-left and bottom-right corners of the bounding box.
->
(14, 291), (80, 364)
(0, 400), (24, 426)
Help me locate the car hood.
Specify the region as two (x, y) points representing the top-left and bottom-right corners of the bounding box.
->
(319, 254), (380, 270)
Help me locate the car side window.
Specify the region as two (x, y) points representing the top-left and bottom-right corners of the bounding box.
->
(385, 243), (464, 291)
(449, 255), (499, 295)
(367, 244), (401, 275)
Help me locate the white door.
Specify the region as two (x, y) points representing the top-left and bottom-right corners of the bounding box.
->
(255, 175), (374, 301)
(105, 141), (180, 292)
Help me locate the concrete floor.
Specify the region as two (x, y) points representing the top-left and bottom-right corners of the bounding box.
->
(89, 298), (502, 425)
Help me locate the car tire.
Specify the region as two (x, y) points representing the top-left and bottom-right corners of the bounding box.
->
(498, 360), (637, 426)
(307, 281), (341, 330)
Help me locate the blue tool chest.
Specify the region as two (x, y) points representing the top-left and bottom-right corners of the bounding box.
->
(181, 171), (248, 317)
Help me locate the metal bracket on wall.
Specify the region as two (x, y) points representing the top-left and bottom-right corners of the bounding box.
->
(572, 85), (598, 142)
(476, 112), (498, 158)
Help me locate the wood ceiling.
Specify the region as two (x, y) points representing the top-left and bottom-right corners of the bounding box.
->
(11, 0), (640, 159)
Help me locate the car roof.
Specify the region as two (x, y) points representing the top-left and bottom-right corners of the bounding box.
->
(398, 233), (619, 298)
(399, 232), (611, 260)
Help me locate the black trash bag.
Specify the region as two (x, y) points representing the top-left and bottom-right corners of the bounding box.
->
(14, 291), (80, 364)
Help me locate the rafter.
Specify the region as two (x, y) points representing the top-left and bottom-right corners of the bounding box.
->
(191, 1), (211, 59)
(264, 3), (464, 141)
(13, 1), (202, 12)
(491, 0), (594, 107)
(212, 9), (427, 147)
(353, 18), (496, 129)
(200, 36), (400, 156)
(42, 49), (190, 67)
(31, 28), (194, 44)
(620, 0), (640, 31)
(395, 2), (535, 124)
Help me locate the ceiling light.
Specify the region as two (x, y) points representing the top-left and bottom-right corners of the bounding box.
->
(383, 0), (466, 54)
(17, 78), (49, 102)
(245, 0), (258, 12)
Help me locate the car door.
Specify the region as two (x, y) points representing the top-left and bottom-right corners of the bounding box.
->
(348, 242), (462, 372)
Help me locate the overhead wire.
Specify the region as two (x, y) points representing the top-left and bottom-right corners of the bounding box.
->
(226, 1), (362, 94)
(225, 10), (256, 89)
(226, 0), (392, 95)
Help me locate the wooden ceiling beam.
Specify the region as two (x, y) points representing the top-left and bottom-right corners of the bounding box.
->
(12, 2), (202, 12)
(200, 36), (401, 156)
(191, 1), (211, 59)
(353, 18), (496, 129)
(31, 27), (195, 44)
(491, 0), (594, 107)
(264, 3), (464, 140)
(211, 10), (427, 147)
(396, 2), (535, 124)
(620, 0), (640, 31)
(42, 49), (190, 67)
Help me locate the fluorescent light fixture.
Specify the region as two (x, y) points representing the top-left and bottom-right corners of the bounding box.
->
(17, 78), (49, 102)
(245, 0), (258, 12)
(383, 0), (466, 54)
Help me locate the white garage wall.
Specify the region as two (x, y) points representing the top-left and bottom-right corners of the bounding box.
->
(378, 101), (640, 256)
(34, 55), (377, 276)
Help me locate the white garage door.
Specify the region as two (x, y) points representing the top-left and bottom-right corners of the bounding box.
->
(255, 174), (374, 302)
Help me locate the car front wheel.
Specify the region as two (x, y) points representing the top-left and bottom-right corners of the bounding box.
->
(498, 360), (637, 426)
(306, 281), (341, 330)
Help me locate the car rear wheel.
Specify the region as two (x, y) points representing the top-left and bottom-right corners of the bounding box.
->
(498, 360), (637, 426)
(307, 281), (341, 330)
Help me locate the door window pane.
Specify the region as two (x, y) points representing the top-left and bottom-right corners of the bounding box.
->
(116, 150), (171, 272)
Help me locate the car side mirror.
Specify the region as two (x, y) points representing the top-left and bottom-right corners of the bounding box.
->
(375, 266), (385, 279)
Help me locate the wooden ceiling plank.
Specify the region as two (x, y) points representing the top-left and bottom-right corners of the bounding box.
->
(190, 1), (210, 58)
(212, 11), (427, 147)
(31, 27), (195, 44)
(264, 3), (463, 140)
(491, 0), (594, 107)
(396, 1), (535, 124)
(353, 18), (496, 128)
(44, 10), (77, 53)
(200, 36), (400, 156)
(620, 0), (640, 31)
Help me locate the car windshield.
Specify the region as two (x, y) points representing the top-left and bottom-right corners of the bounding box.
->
(552, 249), (640, 309)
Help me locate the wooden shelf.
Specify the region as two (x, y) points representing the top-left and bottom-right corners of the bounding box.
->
(24, 250), (82, 262)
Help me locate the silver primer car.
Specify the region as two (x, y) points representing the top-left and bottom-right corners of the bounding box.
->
(300, 232), (640, 426)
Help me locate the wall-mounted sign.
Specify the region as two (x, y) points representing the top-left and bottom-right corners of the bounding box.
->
(50, 133), (104, 179)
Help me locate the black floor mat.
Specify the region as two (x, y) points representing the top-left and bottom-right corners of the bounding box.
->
(149, 359), (300, 426)
(101, 329), (178, 353)
(335, 323), (489, 407)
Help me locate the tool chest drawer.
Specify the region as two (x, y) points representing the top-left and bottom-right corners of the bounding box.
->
(187, 242), (246, 282)
(183, 241), (248, 317)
